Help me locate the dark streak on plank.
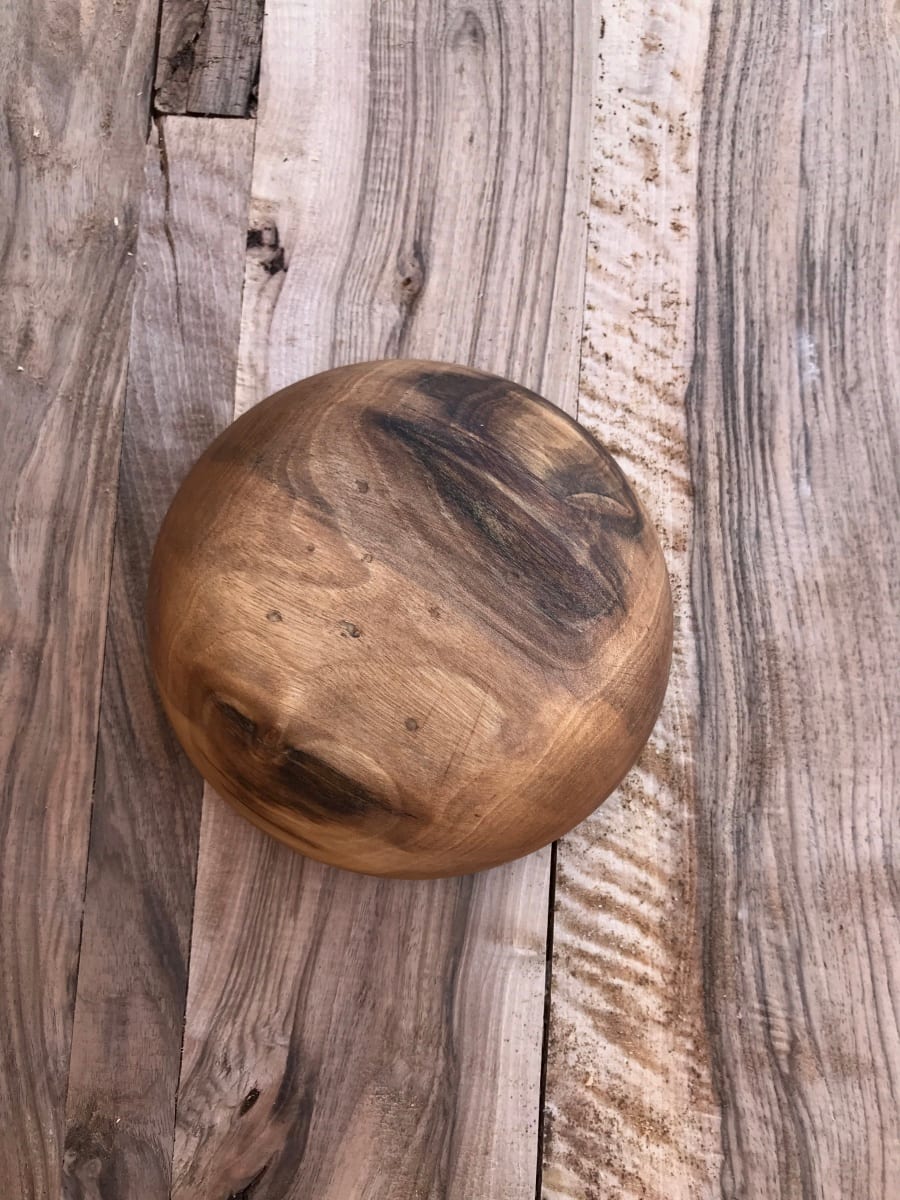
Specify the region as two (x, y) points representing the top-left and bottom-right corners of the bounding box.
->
(0, 2), (160, 1194)
(61, 117), (254, 1200)
(689, 0), (900, 1195)
(155, 0), (265, 117)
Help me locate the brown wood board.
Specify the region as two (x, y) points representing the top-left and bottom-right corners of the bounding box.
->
(155, 0), (265, 117)
(1, 2), (897, 1197)
(62, 116), (254, 1199)
(542, 0), (721, 1195)
(0, 1), (162, 1194)
(543, 0), (900, 1197)
(687, 0), (899, 1193)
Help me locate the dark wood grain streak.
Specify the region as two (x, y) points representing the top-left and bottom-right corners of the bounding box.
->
(155, 0), (265, 117)
(61, 118), (254, 1199)
(689, 0), (900, 1195)
(172, 0), (593, 1194)
(0, 3), (160, 1194)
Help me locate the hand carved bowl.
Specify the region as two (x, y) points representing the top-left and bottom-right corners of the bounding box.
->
(147, 360), (672, 878)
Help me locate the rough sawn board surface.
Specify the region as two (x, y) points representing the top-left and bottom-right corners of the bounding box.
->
(543, 2), (721, 1196)
(544, 0), (900, 1197)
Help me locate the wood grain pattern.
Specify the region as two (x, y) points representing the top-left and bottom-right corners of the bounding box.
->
(547, 0), (900, 1197)
(148, 360), (671, 878)
(0, 3), (160, 1194)
(172, 0), (592, 1193)
(175, 818), (551, 1198)
(235, 0), (591, 418)
(155, 0), (265, 116)
(61, 117), (254, 1200)
(542, 3), (721, 1197)
(689, 1), (900, 1194)
(5, 2), (893, 1193)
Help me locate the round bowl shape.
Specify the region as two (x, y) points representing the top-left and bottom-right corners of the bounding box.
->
(147, 360), (673, 878)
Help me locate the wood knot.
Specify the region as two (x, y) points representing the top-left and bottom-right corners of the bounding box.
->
(396, 245), (425, 305)
(247, 222), (287, 275)
(451, 10), (486, 51)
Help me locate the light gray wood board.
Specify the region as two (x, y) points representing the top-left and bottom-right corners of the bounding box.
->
(62, 116), (255, 1200)
(542, 2), (722, 1197)
(171, 1), (593, 1196)
(688, 0), (900, 1194)
(546, 1), (900, 1197)
(155, 0), (265, 116)
(0, 2), (161, 1194)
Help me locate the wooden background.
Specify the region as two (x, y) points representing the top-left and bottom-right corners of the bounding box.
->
(1, 0), (897, 1197)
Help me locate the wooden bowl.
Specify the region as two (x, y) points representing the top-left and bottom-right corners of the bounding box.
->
(147, 360), (672, 878)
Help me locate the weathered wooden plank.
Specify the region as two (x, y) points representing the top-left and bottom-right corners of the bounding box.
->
(542, 3), (721, 1197)
(61, 117), (254, 1200)
(155, 0), (265, 117)
(172, 1), (592, 1196)
(234, 0), (589, 418)
(0, 3), (161, 1194)
(175, 817), (551, 1197)
(686, 1), (900, 1194)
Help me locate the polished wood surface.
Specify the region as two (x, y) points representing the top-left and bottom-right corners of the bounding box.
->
(148, 360), (672, 878)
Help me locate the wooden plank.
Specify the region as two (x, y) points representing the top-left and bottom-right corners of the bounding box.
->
(61, 117), (254, 1199)
(685, 1), (900, 1194)
(172, 2), (592, 1196)
(0, 3), (161, 1194)
(542, 3), (721, 1197)
(155, 0), (265, 117)
(234, 0), (591, 417)
(550, 0), (900, 1197)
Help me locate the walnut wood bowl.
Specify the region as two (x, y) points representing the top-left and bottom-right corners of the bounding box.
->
(147, 360), (672, 878)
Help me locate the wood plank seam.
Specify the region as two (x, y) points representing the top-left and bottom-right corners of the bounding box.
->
(535, 840), (559, 1200)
